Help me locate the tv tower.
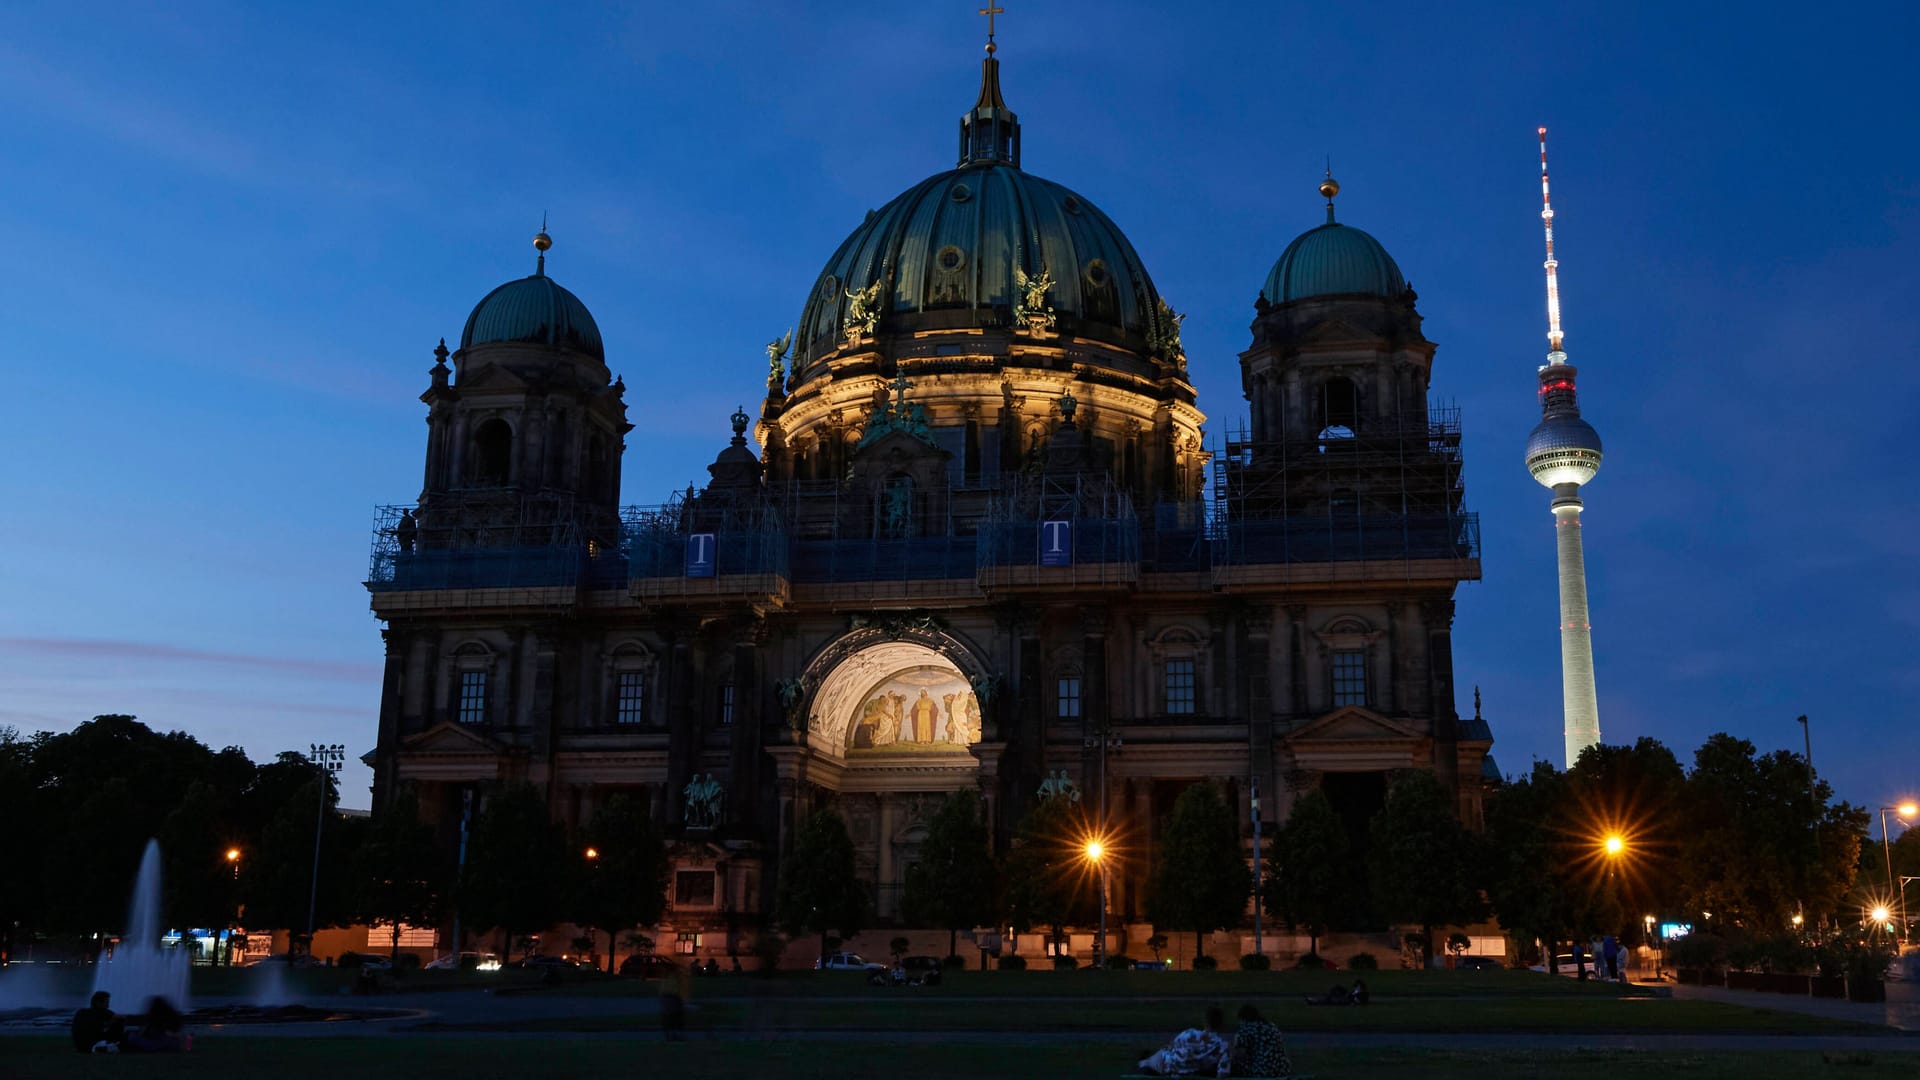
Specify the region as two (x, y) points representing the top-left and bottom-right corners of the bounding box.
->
(1524, 128), (1605, 769)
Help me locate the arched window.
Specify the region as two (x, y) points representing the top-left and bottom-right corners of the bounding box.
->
(472, 419), (513, 486)
(1317, 376), (1360, 438)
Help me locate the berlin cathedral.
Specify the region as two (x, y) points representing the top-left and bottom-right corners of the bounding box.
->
(365, 39), (1491, 957)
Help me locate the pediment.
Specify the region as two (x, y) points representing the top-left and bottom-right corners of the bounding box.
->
(850, 428), (949, 462)
(1285, 705), (1425, 743)
(455, 362), (530, 392)
(401, 721), (508, 755)
(1299, 318), (1371, 344)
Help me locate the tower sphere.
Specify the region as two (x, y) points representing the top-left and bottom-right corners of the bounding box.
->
(1524, 414), (1602, 488)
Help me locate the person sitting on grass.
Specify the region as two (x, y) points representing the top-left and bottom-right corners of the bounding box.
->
(1303, 982), (1351, 1006)
(1137, 1004), (1232, 1076)
(1347, 978), (1369, 1005)
(1226, 1004), (1290, 1077)
(123, 996), (189, 1053)
(70, 991), (124, 1053)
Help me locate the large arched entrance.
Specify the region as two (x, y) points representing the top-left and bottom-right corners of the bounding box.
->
(794, 633), (986, 919)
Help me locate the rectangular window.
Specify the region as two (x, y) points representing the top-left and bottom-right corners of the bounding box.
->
(675, 871), (717, 906)
(1056, 676), (1082, 720)
(675, 931), (703, 955)
(718, 683), (734, 726)
(1165, 659), (1196, 715)
(457, 671), (488, 725)
(615, 672), (646, 725)
(1332, 650), (1368, 706)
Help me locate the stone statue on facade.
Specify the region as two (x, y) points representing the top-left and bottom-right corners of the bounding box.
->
(775, 677), (807, 730)
(843, 280), (883, 347)
(683, 773), (724, 829)
(1036, 769), (1081, 803)
(1150, 297), (1187, 366)
(1013, 263), (1056, 335)
(765, 328), (792, 387)
(968, 672), (1000, 707)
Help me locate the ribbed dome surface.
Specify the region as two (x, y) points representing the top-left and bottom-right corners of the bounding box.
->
(794, 164), (1173, 369)
(461, 275), (604, 361)
(1261, 222), (1408, 304)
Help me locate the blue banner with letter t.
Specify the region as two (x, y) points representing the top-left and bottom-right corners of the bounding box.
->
(685, 533), (717, 577)
(1039, 520), (1072, 567)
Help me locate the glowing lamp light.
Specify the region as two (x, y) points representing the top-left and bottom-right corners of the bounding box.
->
(584, 847), (600, 860)
(226, 848), (241, 862)
(1084, 840), (1106, 863)
(1898, 802), (1918, 819)
(1603, 835), (1624, 857)
(1791, 913), (1804, 927)
(1871, 905), (1891, 924)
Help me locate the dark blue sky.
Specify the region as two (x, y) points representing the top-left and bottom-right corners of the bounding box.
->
(1, 2), (1914, 818)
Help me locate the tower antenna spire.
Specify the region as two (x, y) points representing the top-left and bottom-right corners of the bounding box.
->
(1539, 127), (1565, 363)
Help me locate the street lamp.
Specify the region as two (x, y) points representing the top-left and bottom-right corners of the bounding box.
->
(1084, 838), (1110, 971)
(1880, 802), (1916, 948)
(225, 848), (242, 966)
(1603, 835), (1625, 857)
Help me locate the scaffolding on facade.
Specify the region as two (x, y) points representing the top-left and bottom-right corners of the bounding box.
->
(1208, 404), (1480, 580)
(367, 492), (624, 593)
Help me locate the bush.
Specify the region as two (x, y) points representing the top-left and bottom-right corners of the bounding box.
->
(943, 954), (967, 969)
(998, 954), (1027, 970)
(1292, 953), (1333, 970)
(1668, 932), (1730, 974)
(1105, 954), (1134, 970)
(1191, 955), (1218, 971)
(1052, 955), (1079, 970)
(1238, 953), (1271, 971)
(1348, 952), (1379, 970)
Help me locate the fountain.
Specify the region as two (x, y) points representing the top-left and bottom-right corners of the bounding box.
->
(90, 838), (191, 1012)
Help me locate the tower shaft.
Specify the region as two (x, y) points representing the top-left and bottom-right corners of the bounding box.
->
(1553, 493), (1600, 766)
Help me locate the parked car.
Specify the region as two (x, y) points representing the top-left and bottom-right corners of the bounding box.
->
(245, 953), (319, 969)
(1455, 955), (1502, 971)
(899, 955), (944, 973)
(618, 954), (680, 979)
(510, 955), (578, 971)
(425, 951), (503, 971)
(815, 952), (884, 971)
(347, 953), (394, 971)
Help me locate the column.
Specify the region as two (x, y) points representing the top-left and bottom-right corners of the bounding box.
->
(877, 795), (897, 920)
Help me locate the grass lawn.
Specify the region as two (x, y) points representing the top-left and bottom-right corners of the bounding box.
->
(546, 968), (1657, 1000)
(417, 995), (1882, 1036)
(4, 1036), (1917, 1080)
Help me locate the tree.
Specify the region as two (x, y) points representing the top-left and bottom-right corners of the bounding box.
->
(1678, 734), (1864, 932)
(1002, 795), (1091, 952)
(774, 809), (869, 963)
(459, 785), (566, 956)
(1483, 762), (1582, 971)
(1368, 770), (1481, 968)
(900, 790), (997, 959)
(353, 789), (446, 963)
(1266, 789), (1347, 957)
(571, 794), (671, 972)
(1146, 782), (1251, 962)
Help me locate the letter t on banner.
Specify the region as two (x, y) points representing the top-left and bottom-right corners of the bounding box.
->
(1040, 519), (1073, 567)
(685, 533), (716, 577)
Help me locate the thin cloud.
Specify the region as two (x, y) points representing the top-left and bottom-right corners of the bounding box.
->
(0, 637), (379, 683)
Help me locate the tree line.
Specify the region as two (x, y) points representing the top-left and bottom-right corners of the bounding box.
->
(3, 717), (1904, 972)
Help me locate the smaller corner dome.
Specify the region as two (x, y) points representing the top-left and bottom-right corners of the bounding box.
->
(460, 274), (605, 361)
(1261, 222), (1408, 304)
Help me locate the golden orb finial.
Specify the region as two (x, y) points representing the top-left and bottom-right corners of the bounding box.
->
(533, 231), (552, 253)
(1319, 175), (1340, 201)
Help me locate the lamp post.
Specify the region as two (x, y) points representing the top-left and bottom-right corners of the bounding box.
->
(1250, 776), (1263, 963)
(1880, 802), (1916, 949)
(306, 743), (347, 950)
(225, 848), (242, 966)
(1085, 839), (1109, 970)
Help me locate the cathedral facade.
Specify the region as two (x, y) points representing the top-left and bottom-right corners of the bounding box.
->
(365, 51), (1489, 956)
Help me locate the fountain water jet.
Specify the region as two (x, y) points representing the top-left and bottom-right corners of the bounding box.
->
(90, 839), (191, 1011)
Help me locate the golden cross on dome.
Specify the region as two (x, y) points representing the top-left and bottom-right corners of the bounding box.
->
(979, 4), (1005, 54)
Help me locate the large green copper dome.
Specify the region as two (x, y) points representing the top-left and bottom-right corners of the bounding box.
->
(1261, 221), (1408, 305)
(792, 56), (1176, 371)
(460, 270), (604, 361)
